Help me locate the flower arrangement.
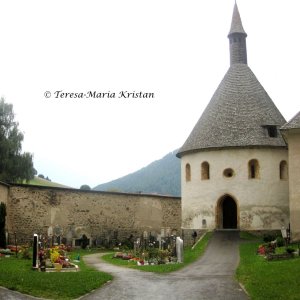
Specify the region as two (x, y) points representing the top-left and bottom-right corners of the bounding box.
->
(38, 244), (76, 270)
(112, 248), (175, 266)
(50, 248), (60, 263)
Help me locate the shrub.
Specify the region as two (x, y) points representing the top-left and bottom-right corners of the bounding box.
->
(276, 237), (285, 247)
(22, 247), (31, 260)
(263, 234), (276, 242)
(286, 247), (294, 254)
(121, 239), (133, 249)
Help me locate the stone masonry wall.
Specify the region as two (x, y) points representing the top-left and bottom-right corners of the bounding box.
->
(6, 184), (181, 246)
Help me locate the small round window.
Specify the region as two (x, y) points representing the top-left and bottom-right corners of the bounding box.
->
(223, 168), (234, 178)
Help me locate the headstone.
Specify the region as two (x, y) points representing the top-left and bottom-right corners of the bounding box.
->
(143, 231), (148, 249)
(281, 227), (287, 238)
(47, 226), (53, 247)
(32, 234), (39, 269)
(166, 228), (171, 237)
(47, 226), (53, 237)
(176, 237), (184, 263)
(134, 238), (140, 256)
(157, 234), (162, 249)
(55, 235), (61, 245)
(54, 225), (62, 236)
(161, 238), (166, 250)
(66, 230), (73, 246)
(95, 236), (101, 246)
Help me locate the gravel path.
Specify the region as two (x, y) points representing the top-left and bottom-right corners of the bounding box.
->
(81, 231), (249, 300)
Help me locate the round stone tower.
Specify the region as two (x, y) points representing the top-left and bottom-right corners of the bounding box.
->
(177, 3), (289, 232)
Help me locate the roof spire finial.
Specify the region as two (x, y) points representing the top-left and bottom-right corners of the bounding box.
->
(228, 2), (246, 36)
(228, 2), (248, 65)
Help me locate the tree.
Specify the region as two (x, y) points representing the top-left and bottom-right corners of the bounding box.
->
(0, 98), (35, 183)
(38, 174), (51, 181)
(80, 184), (91, 190)
(0, 202), (6, 248)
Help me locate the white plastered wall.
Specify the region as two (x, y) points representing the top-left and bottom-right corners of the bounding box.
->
(284, 129), (300, 241)
(181, 148), (289, 230)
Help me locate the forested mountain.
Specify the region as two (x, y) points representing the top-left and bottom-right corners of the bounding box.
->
(93, 150), (181, 197)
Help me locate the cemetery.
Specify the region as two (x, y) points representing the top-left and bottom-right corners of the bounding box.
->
(111, 234), (184, 266)
(256, 227), (300, 261)
(1, 217), (300, 300)
(0, 229), (211, 299)
(0, 245), (113, 299)
(2, 230), (185, 272)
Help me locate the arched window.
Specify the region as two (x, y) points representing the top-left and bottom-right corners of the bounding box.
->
(201, 161), (210, 180)
(248, 159), (259, 179)
(185, 163), (191, 182)
(280, 160), (288, 180)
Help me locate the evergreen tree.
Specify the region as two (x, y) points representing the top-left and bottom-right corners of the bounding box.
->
(0, 98), (35, 183)
(80, 184), (91, 190)
(0, 202), (6, 248)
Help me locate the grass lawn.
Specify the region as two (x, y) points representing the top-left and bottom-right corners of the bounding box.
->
(236, 241), (300, 300)
(239, 231), (261, 241)
(21, 176), (71, 188)
(0, 249), (112, 300)
(102, 231), (212, 273)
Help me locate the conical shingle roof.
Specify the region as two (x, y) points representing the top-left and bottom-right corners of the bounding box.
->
(177, 64), (287, 157)
(177, 4), (287, 158)
(281, 112), (300, 130)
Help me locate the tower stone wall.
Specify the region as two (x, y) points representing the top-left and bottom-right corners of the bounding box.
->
(229, 33), (247, 65)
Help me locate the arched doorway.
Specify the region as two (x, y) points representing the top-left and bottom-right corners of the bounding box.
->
(216, 195), (238, 229)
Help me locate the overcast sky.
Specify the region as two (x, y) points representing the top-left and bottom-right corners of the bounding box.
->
(0, 0), (299, 189)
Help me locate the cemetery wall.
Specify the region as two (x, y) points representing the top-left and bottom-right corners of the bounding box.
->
(0, 182), (9, 205)
(5, 184), (181, 245)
